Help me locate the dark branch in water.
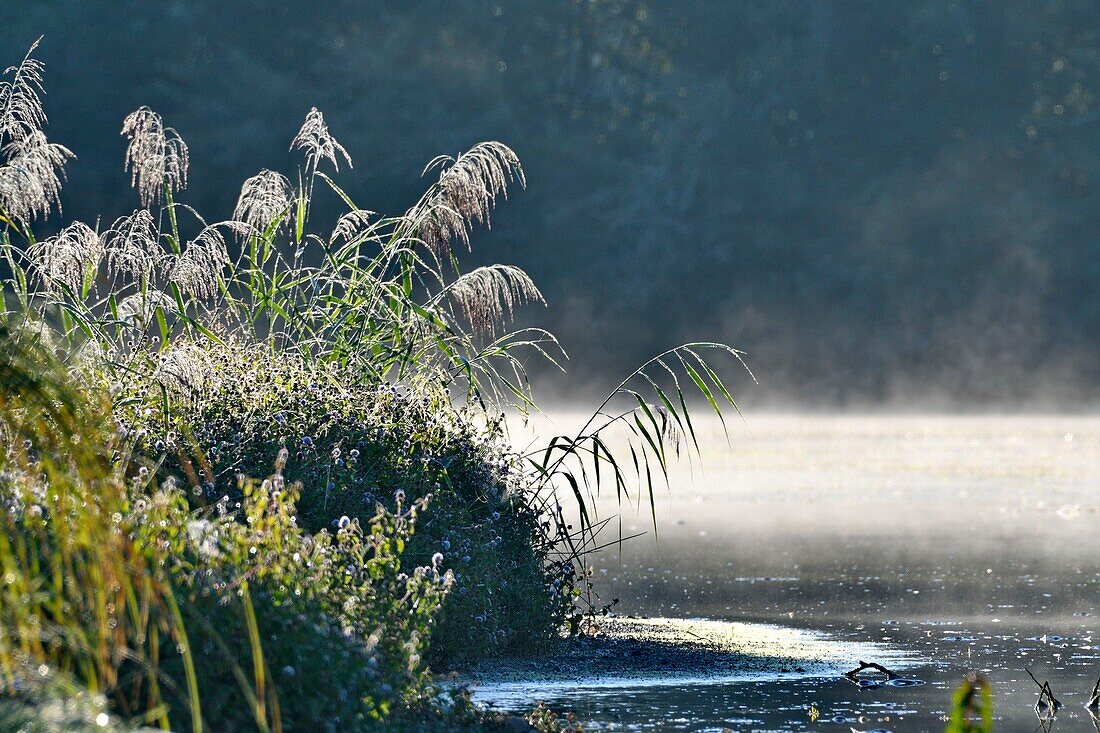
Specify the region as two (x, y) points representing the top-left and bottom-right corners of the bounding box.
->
(845, 661), (898, 681)
(1088, 675), (1100, 710)
(1025, 668), (1062, 718)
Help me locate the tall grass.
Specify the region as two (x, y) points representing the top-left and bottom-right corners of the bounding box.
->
(0, 36), (752, 727)
(1, 38), (749, 544)
(0, 324), (205, 731)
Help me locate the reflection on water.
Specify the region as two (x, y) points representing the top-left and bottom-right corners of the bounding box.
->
(477, 414), (1100, 731)
(472, 617), (918, 708)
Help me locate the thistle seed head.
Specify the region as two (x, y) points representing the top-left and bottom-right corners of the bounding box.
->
(121, 107), (189, 206)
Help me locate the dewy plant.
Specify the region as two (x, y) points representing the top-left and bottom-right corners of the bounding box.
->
(0, 38), (747, 730)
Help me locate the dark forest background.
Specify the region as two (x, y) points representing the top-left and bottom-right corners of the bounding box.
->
(6, 1), (1100, 407)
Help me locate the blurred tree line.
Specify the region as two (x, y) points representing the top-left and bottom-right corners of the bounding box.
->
(6, 0), (1100, 405)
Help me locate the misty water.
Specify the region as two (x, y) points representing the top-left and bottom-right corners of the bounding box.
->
(473, 414), (1100, 731)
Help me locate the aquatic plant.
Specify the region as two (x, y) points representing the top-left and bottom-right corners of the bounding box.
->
(0, 36), (746, 582)
(945, 673), (993, 733)
(526, 701), (582, 733)
(0, 36), (740, 728)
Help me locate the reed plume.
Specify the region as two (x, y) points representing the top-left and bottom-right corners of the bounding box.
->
(291, 107), (351, 173)
(116, 289), (174, 326)
(0, 37), (47, 147)
(28, 220), (102, 293)
(449, 264), (543, 338)
(234, 169), (293, 234)
(121, 107), (188, 206)
(0, 39), (72, 224)
(155, 341), (216, 395)
(104, 209), (162, 280)
(331, 208), (375, 244)
(168, 224), (235, 299)
(0, 131), (74, 224)
(414, 142), (523, 257)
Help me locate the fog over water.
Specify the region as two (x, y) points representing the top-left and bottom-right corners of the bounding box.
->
(7, 5), (1100, 730)
(6, 2), (1100, 406)
(487, 413), (1100, 730)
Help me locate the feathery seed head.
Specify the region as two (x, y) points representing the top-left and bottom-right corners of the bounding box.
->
(234, 169), (293, 234)
(0, 40), (73, 223)
(449, 264), (543, 338)
(415, 142), (523, 257)
(331, 209), (376, 244)
(0, 37), (47, 148)
(29, 221), (102, 293)
(104, 209), (162, 280)
(121, 107), (188, 206)
(290, 107), (351, 172)
(168, 225), (233, 299)
(0, 130), (73, 223)
(116, 289), (174, 326)
(155, 342), (215, 395)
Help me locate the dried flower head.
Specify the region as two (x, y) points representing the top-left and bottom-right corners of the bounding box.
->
(28, 220), (102, 293)
(0, 130), (73, 223)
(104, 209), (162, 280)
(168, 225), (233, 299)
(290, 107), (351, 172)
(234, 169), (293, 234)
(414, 142), (523, 257)
(448, 264), (543, 338)
(121, 106), (189, 206)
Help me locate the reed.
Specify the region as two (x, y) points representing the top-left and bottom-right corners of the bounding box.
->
(0, 37), (751, 728)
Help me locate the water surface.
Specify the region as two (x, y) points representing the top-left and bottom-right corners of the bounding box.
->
(477, 414), (1100, 731)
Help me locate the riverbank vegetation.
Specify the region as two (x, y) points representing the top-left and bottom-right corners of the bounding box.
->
(0, 39), (743, 730)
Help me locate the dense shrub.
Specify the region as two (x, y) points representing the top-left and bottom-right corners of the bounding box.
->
(133, 474), (453, 731)
(0, 327), (517, 730)
(113, 340), (571, 666)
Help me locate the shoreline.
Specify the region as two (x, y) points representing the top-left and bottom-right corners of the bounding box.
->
(459, 616), (916, 710)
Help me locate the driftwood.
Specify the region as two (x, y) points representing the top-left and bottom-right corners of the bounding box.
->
(1089, 675), (1100, 710)
(1025, 668), (1062, 719)
(844, 660), (898, 681)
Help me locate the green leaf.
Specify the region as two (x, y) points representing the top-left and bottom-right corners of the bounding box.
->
(681, 354), (729, 442)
